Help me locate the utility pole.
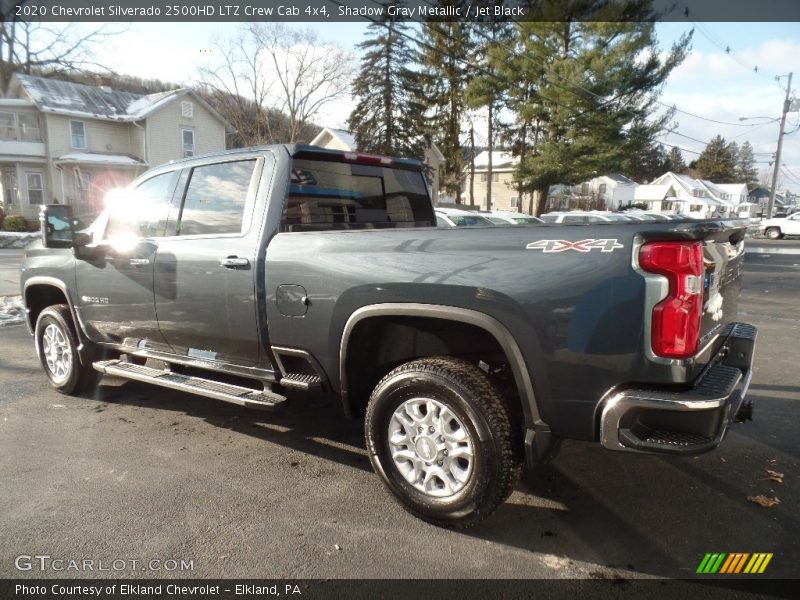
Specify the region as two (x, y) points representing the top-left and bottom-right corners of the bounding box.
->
(469, 124), (475, 208)
(767, 72), (792, 218)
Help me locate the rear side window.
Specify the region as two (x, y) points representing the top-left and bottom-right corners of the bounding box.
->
(177, 159), (256, 236)
(282, 159), (433, 231)
(540, 215), (558, 223)
(562, 215), (589, 224)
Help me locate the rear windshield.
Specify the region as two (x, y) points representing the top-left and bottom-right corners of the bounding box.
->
(513, 217), (542, 224)
(282, 159), (434, 231)
(448, 214), (494, 226)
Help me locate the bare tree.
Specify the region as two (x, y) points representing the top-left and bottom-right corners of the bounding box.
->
(1, 2), (126, 93)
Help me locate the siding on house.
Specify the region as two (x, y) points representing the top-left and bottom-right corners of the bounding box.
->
(146, 97), (227, 169)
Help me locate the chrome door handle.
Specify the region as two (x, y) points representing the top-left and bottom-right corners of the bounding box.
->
(129, 258), (150, 266)
(219, 257), (249, 268)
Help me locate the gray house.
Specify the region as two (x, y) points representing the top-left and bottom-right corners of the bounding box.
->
(1, 74), (233, 219)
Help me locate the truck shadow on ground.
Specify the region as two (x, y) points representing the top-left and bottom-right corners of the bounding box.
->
(90, 381), (796, 579)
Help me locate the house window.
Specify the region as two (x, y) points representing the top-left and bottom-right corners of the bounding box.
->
(2, 169), (18, 206)
(18, 114), (41, 141)
(70, 121), (87, 149)
(181, 128), (195, 158)
(692, 189), (704, 198)
(74, 168), (93, 200)
(662, 200), (674, 211)
(0, 112), (15, 139)
(26, 172), (44, 205)
(480, 173), (499, 183)
(510, 197), (520, 208)
(181, 101), (194, 119)
(599, 183), (607, 194)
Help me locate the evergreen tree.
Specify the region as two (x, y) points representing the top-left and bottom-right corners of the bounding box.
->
(626, 142), (667, 183)
(696, 135), (736, 181)
(664, 146), (686, 173)
(487, 4), (690, 214)
(417, 11), (472, 203)
(348, 16), (425, 159)
(735, 141), (759, 183)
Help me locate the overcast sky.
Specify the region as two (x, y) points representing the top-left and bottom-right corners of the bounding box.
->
(97, 20), (800, 192)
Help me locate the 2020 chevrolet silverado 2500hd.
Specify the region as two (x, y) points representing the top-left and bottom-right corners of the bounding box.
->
(21, 145), (757, 527)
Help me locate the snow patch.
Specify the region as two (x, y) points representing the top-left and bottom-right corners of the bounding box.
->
(0, 232), (40, 249)
(56, 153), (144, 166)
(0, 295), (25, 327)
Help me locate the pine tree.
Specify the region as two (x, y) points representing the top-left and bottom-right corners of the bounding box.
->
(348, 16), (425, 159)
(488, 6), (690, 215)
(417, 12), (472, 203)
(697, 135), (736, 182)
(626, 142), (668, 183)
(735, 141), (759, 183)
(665, 146), (686, 173)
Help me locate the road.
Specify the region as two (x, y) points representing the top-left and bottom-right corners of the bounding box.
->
(0, 245), (798, 580)
(0, 249), (23, 296)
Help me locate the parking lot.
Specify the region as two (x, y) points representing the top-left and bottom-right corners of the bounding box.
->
(0, 240), (798, 580)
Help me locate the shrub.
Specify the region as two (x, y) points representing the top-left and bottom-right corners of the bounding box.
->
(1, 215), (29, 232)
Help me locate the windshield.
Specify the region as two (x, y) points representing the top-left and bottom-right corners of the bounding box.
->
(601, 214), (632, 222)
(449, 214), (494, 226)
(513, 217), (543, 224)
(487, 216), (509, 224)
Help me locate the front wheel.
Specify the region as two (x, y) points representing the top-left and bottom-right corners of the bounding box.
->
(364, 357), (521, 528)
(765, 227), (782, 240)
(35, 304), (99, 395)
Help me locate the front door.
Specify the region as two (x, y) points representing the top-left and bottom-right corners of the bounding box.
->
(75, 170), (179, 345)
(154, 156), (267, 368)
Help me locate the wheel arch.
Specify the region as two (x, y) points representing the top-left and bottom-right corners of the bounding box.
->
(338, 303), (546, 431)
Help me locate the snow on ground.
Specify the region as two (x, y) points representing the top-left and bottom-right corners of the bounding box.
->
(0, 295), (25, 327)
(0, 232), (40, 249)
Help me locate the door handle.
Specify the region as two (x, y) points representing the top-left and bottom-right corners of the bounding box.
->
(129, 258), (150, 267)
(219, 256), (249, 268)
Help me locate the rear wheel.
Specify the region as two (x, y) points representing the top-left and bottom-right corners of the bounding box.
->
(35, 305), (99, 395)
(765, 227), (782, 240)
(364, 357), (521, 528)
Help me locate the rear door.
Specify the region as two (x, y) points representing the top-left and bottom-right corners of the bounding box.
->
(153, 155), (270, 367)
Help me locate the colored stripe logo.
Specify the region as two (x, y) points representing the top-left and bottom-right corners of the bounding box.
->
(697, 553), (773, 574)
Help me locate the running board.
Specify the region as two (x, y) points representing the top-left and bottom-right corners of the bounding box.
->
(93, 360), (286, 410)
(279, 373), (322, 391)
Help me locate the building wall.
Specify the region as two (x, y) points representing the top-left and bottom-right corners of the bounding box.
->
(44, 114), (135, 159)
(145, 96), (226, 169)
(468, 171), (520, 211)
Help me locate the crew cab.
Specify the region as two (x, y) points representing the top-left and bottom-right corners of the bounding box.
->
(21, 145), (757, 528)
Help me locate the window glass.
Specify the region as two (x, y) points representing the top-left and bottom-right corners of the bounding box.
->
(105, 171), (178, 241)
(540, 215), (558, 223)
(436, 216), (450, 227)
(449, 214), (493, 226)
(182, 129), (195, 158)
(26, 172), (43, 204)
(18, 113), (41, 141)
(563, 215), (589, 223)
(70, 121), (86, 148)
(177, 160), (255, 236)
(513, 217), (542, 224)
(283, 159), (433, 231)
(0, 112), (15, 139)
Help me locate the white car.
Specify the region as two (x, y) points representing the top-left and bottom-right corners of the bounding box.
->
(761, 212), (800, 239)
(485, 211), (544, 225)
(540, 211), (631, 224)
(435, 207), (494, 227)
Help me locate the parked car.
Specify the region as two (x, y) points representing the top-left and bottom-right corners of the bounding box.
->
(486, 211), (544, 225)
(435, 207), (494, 227)
(22, 145), (756, 528)
(760, 212), (800, 239)
(541, 210), (631, 224)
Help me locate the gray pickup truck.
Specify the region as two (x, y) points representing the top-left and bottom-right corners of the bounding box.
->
(21, 145), (757, 527)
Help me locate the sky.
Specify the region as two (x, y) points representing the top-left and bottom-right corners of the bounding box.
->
(93, 20), (800, 192)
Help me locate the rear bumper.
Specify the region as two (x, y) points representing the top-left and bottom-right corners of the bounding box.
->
(600, 322), (757, 455)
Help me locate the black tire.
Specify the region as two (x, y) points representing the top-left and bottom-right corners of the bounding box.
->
(765, 227), (782, 240)
(35, 304), (99, 395)
(364, 357), (521, 528)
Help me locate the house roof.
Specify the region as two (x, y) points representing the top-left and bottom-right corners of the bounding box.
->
(471, 150), (518, 171)
(603, 173), (635, 184)
(54, 152), (146, 167)
(634, 184), (674, 201)
(310, 127), (357, 151)
(11, 74), (234, 131)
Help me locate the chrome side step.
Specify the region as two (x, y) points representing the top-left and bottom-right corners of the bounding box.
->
(93, 360), (286, 410)
(279, 373), (322, 391)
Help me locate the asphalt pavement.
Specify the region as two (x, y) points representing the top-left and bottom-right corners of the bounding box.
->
(0, 243), (798, 580)
(0, 249), (23, 296)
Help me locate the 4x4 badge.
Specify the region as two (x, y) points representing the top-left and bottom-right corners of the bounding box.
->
(526, 239), (624, 253)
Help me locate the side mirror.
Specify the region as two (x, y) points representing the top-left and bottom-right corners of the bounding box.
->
(39, 204), (82, 248)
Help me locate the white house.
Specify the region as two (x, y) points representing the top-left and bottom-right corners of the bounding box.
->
(714, 183), (754, 217)
(1, 74), (232, 220)
(462, 150), (521, 211)
(309, 127), (445, 204)
(634, 183), (679, 212)
(649, 172), (731, 218)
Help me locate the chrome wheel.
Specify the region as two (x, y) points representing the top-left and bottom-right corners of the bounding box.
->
(42, 323), (72, 383)
(388, 397), (474, 498)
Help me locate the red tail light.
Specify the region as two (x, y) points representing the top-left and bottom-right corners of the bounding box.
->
(639, 241), (704, 359)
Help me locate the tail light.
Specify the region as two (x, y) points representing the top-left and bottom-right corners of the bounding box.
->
(343, 152), (393, 166)
(639, 241), (704, 359)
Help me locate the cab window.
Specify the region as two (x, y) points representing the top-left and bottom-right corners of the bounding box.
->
(104, 171), (178, 241)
